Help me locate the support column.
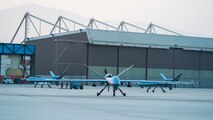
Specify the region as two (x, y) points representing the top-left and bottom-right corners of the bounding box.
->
(172, 49), (175, 79)
(23, 56), (26, 78)
(145, 48), (148, 80)
(30, 55), (35, 76)
(116, 46), (120, 75)
(86, 44), (89, 79)
(55, 39), (58, 74)
(198, 50), (202, 80)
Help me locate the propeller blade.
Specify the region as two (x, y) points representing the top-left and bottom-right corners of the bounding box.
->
(104, 68), (108, 75)
(173, 73), (183, 81)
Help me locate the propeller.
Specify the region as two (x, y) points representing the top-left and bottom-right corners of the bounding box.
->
(104, 68), (108, 75)
(104, 68), (112, 77)
(173, 73), (183, 81)
(104, 68), (110, 92)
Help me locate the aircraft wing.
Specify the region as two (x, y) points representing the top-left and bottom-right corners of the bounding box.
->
(120, 80), (145, 83)
(119, 79), (193, 87)
(27, 78), (58, 82)
(138, 80), (194, 86)
(166, 81), (194, 85)
(27, 77), (107, 83)
(56, 79), (107, 83)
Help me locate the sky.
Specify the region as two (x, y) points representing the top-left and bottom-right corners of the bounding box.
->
(0, 0), (213, 38)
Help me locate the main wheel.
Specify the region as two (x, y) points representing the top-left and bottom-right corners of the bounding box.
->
(113, 90), (115, 97)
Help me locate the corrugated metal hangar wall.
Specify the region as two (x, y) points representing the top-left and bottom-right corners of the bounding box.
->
(25, 32), (213, 88)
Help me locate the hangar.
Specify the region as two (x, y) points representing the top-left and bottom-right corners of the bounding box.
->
(12, 13), (213, 88)
(0, 43), (35, 83)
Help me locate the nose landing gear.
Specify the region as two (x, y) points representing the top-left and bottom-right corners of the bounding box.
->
(96, 83), (126, 97)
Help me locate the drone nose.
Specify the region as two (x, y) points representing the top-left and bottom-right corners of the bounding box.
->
(112, 76), (120, 85)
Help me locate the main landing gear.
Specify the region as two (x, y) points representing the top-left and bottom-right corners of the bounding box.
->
(34, 82), (51, 88)
(146, 85), (166, 93)
(34, 82), (38, 88)
(147, 87), (151, 92)
(41, 82), (51, 88)
(97, 83), (126, 97)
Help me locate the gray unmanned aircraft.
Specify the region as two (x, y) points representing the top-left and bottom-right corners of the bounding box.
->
(27, 64), (71, 88)
(138, 73), (194, 93)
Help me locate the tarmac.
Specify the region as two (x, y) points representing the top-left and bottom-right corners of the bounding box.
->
(0, 84), (213, 120)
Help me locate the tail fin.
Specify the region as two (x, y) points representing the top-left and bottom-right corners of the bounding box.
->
(49, 64), (71, 79)
(57, 72), (66, 79)
(49, 71), (56, 78)
(56, 64), (72, 79)
(160, 73), (168, 80)
(173, 73), (183, 81)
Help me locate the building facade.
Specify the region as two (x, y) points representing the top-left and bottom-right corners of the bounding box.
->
(25, 29), (213, 88)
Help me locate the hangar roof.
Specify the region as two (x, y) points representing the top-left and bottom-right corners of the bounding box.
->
(14, 13), (213, 51)
(86, 29), (213, 51)
(28, 28), (213, 51)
